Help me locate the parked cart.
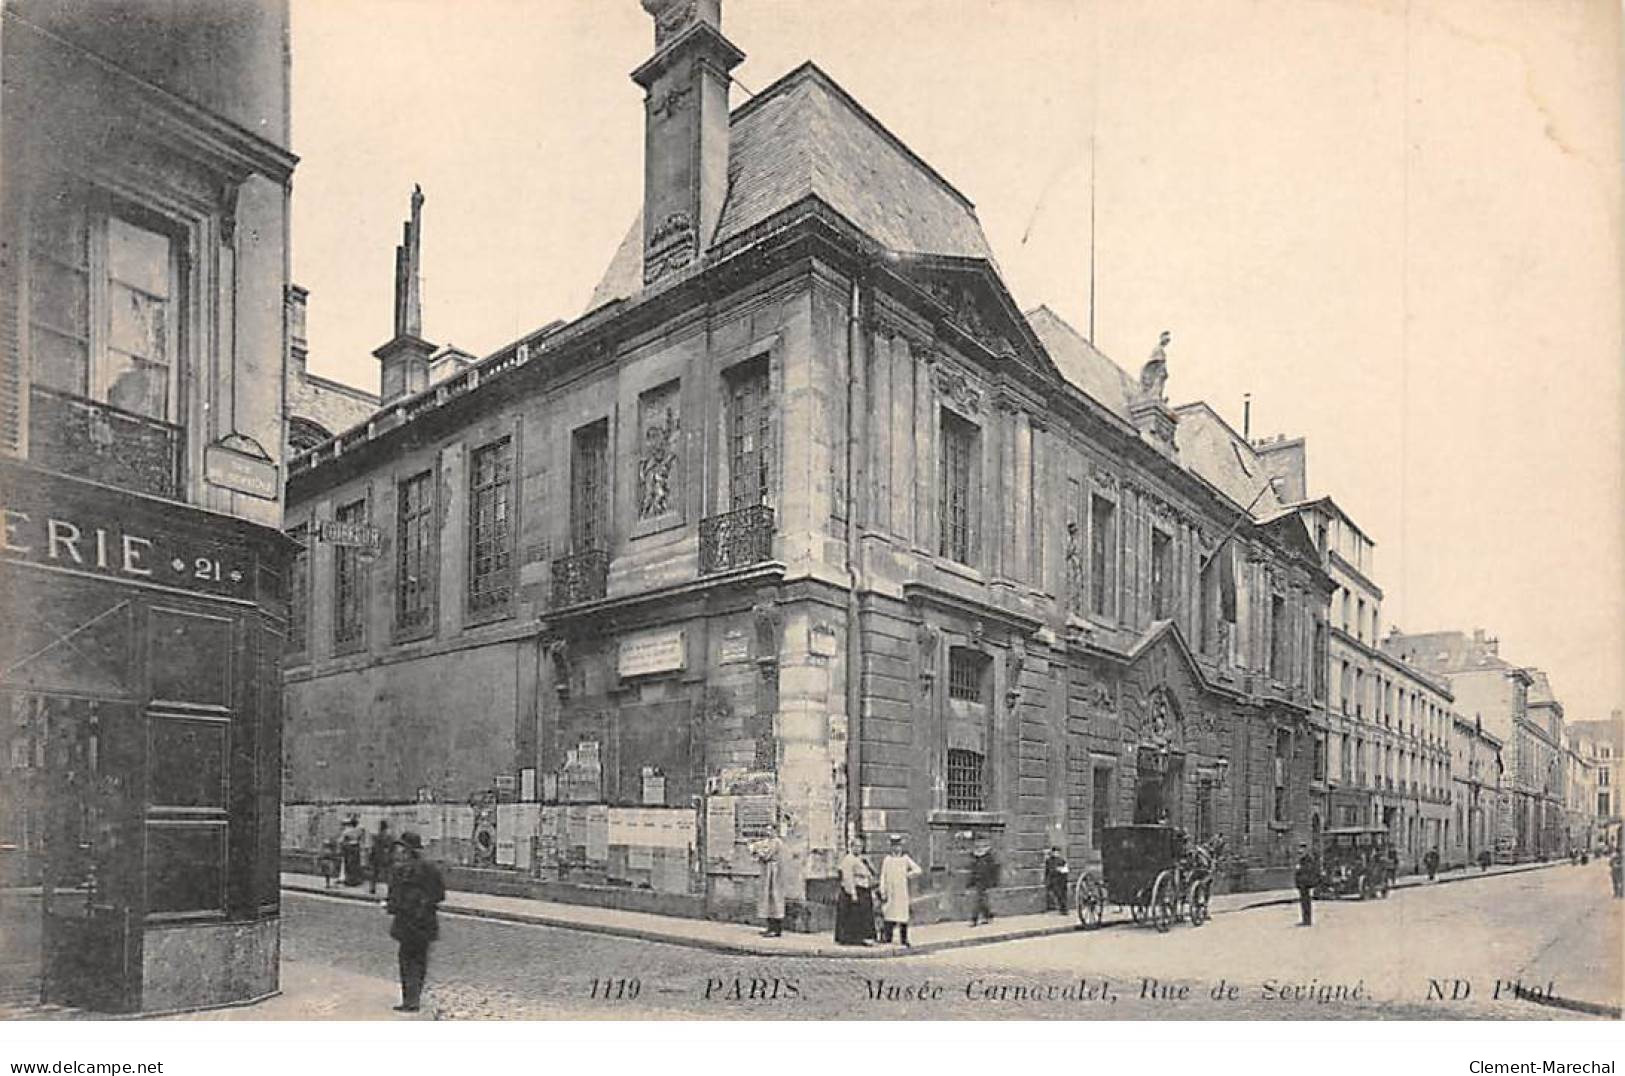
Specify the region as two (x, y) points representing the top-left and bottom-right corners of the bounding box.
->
(1314, 825), (1392, 900)
(1074, 824), (1224, 933)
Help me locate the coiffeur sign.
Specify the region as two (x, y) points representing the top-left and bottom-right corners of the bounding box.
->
(1, 501), (254, 601)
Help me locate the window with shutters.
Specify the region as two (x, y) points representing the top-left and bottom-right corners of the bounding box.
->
(20, 184), (184, 496)
(395, 470), (436, 636)
(287, 524), (309, 657)
(939, 410), (976, 565)
(468, 437), (514, 618)
(333, 498), (368, 652)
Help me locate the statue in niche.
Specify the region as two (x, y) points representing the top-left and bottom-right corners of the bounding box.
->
(1064, 521), (1086, 614)
(1139, 330), (1171, 401)
(638, 401), (680, 519)
(547, 638), (571, 698)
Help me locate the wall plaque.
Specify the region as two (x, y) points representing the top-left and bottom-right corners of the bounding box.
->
(719, 630), (750, 664)
(618, 629), (686, 677)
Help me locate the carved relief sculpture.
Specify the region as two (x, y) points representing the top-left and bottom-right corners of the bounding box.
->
(642, 0), (699, 46)
(1064, 520), (1086, 616)
(917, 621), (940, 693)
(548, 638), (571, 698)
(644, 212), (697, 284)
(637, 386), (682, 519)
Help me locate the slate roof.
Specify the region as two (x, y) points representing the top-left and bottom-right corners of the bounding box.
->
(589, 62), (996, 309)
(1024, 305), (1137, 420)
(1172, 402), (1285, 518)
(1526, 668), (1560, 708)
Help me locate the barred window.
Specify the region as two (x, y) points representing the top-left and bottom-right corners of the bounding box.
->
(572, 421), (609, 550)
(333, 499), (367, 649)
(946, 748), (986, 812)
(287, 524), (308, 654)
(948, 647), (986, 703)
(727, 362), (771, 510)
(939, 411), (975, 564)
(396, 470), (435, 632)
(469, 437), (514, 616)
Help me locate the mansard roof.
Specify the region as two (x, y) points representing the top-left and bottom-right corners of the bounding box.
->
(589, 61), (996, 308)
(1025, 305), (1138, 420)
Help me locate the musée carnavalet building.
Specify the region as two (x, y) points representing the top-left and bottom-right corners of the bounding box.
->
(281, 0), (1339, 927)
(1, 2), (296, 1011)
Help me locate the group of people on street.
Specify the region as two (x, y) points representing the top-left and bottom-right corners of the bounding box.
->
(828, 834), (923, 946)
(319, 814), (398, 893)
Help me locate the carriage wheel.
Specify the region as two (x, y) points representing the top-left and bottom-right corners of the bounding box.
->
(1075, 878), (1105, 930)
(1130, 888), (1148, 923)
(1150, 871), (1175, 933)
(1187, 877), (1211, 927)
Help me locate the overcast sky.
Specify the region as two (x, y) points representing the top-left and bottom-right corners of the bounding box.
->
(289, 0), (1623, 723)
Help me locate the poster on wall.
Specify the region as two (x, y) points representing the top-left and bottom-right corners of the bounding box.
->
(705, 796), (735, 869)
(586, 804), (610, 864)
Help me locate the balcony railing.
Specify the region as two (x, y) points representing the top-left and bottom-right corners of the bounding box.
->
(29, 386), (181, 500)
(551, 548), (609, 608)
(699, 504), (774, 575)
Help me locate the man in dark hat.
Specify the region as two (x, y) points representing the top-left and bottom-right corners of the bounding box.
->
(1293, 841), (1320, 927)
(385, 831), (445, 1013)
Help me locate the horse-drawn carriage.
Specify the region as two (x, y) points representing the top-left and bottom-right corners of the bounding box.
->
(1073, 824), (1223, 932)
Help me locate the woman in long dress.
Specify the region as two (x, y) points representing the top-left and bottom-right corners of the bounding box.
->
(876, 833), (922, 947)
(835, 846), (876, 945)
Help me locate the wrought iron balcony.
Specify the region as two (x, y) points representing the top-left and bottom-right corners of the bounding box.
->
(28, 386), (181, 500)
(551, 548), (609, 608)
(699, 504), (774, 575)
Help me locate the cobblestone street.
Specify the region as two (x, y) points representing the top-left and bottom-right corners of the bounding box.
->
(184, 860), (1618, 1021)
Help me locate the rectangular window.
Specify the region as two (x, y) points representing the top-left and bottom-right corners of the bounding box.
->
(1091, 765), (1112, 851)
(572, 420), (609, 550)
(1600, 793), (1611, 817)
(946, 748), (986, 812)
(1313, 733), (1327, 783)
(1194, 777), (1214, 843)
(396, 470), (435, 633)
(27, 190), (178, 422)
(468, 437), (514, 616)
(1269, 593), (1287, 679)
(1089, 494), (1116, 617)
(333, 498), (367, 649)
(1600, 768), (1610, 788)
(287, 524), (308, 655)
(727, 361), (771, 510)
(939, 411), (975, 565)
(947, 647), (986, 703)
(1273, 727), (1291, 823)
(1312, 621), (1327, 699)
(1340, 732), (1351, 783)
(1151, 528), (1172, 621)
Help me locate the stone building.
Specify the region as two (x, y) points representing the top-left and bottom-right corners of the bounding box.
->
(284, 284), (378, 454)
(1384, 629), (1558, 862)
(1, 0), (296, 1012)
(1568, 714), (1622, 851)
(1450, 715), (1503, 867)
(281, 0), (1332, 925)
(1258, 439), (1456, 870)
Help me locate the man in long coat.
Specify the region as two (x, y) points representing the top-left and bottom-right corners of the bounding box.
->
(877, 833), (923, 947)
(385, 831), (445, 1012)
(751, 832), (787, 937)
(1293, 841), (1321, 927)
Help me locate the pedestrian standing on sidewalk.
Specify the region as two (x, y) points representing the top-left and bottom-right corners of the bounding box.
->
(368, 819), (394, 896)
(1294, 841), (1320, 927)
(1425, 847), (1440, 882)
(750, 827), (788, 938)
(1610, 846), (1622, 899)
(318, 838), (340, 889)
(835, 843), (876, 946)
(1044, 846), (1070, 914)
(968, 838), (999, 927)
(877, 833), (922, 947)
(339, 814), (366, 886)
(1478, 849), (1491, 872)
(385, 831), (445, 1013)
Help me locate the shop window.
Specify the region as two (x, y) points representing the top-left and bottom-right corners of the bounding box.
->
(726, 360), (771, 510)
(947, 647), (987, 703)
(396, 470), (435, 634)
(946, 747), (985, 812)
(287, 524), (309, 655)
(572, 420), (609, 550)
(333, 497), (368, 649)
(1150, 528), (1172, 620)
(468, 436), (514, 616)
(1090, 494), (1116, 618)
(938, 410), (976, 565)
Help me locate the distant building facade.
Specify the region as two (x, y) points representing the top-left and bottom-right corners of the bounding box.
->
(1, 0), (296, 1013)
(1569, 714), (1622, 851)
(279, 0), (1334, 926)
(1450, 715), (1503, 866)
(284, 285), (378, 454)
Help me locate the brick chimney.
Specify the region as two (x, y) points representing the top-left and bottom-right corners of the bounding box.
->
(374, 184), (436, 403)
(631, 0), (743, 287)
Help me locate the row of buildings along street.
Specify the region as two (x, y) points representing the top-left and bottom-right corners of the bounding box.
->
(0, 0), (1619, 1017)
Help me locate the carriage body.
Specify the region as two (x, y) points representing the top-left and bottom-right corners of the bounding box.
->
(1075, 824), (1215, 932)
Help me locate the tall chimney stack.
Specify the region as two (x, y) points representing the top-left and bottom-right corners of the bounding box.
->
(374, 184), (435, 403)
(631, 0), (743, 287)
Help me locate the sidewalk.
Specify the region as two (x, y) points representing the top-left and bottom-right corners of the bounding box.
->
(282, 856), (1562, 961)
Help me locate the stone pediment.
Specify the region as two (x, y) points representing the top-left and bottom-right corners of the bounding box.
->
(1120, 620), (1219, 751)
(888, 255), (1063, 389)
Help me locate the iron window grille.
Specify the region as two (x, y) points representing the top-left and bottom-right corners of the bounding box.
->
(947, 647), (986, 703)
(571, 421), (609, 552)
(946, 748), (986, 812)
(396, 470), (435, 632)
(468, 437), (513, 616)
